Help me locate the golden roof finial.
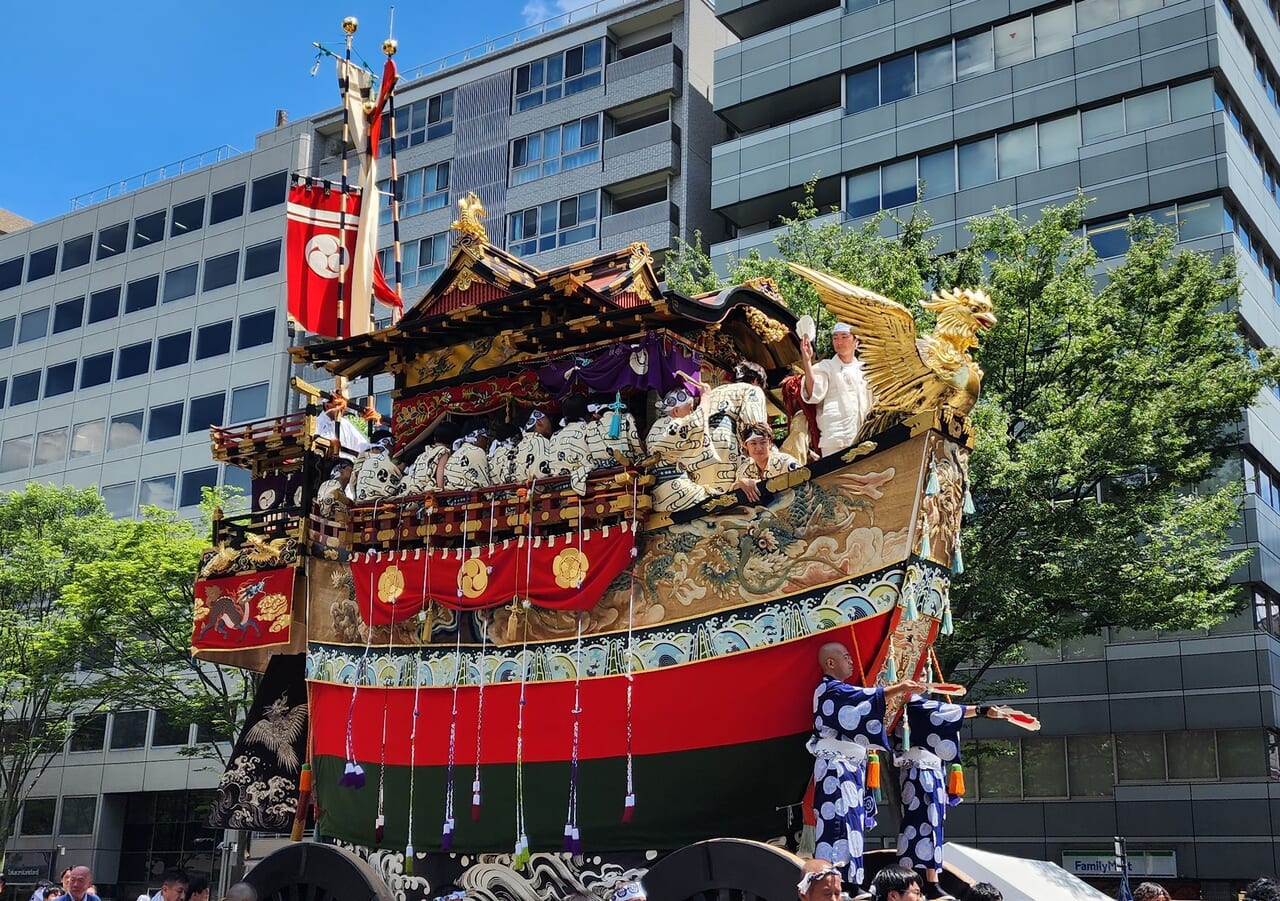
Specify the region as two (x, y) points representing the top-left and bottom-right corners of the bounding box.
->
(451, 192), (489, 244)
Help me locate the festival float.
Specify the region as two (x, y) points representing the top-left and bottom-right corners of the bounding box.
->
(189, 20), (1001, 901)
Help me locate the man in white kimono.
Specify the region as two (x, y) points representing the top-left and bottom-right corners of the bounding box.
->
(800, 323), (874, 457)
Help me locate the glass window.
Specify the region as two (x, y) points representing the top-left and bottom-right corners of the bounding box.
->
(1116, 732), (1165, 780)
(77, 352), (111, 391)
(378, 90), (455, 154)
(995, 15), (1034, 68)
(170, 197), (205, 236)
(108, 410), (144, 450)
(1077, 0), (1120, 29)
(140, 475), (176, 509)
(917, 44), (954, 92)
(250, 171), (288, 212)
(881, 158), (918, 207)
(997, 124), (1038, 176)
(180, 467), (219, 507)
(110, 710), (149, 749)
(237, 309), (276, 349)
(1067, 735), (1114, 796)
(1126, 89), (1171, 130)
(0, 377), (6, 408)
(187, 392), (226, 433)
(163, 262), (199, 302)
(847, 67), (879, 113)
(54, 296), (85, 333)
(10, 370), (40, 405)
(148, 402), (184, 441)
(102, 482), (136, 518)
(1035, 5), (1075, 54)
(919, 149), (956, 198)
(60, 796), (97, 835)
(44, 361), (76, 397)
(880, 54), (916, 103)
(958, 137), (997, 188)
(196, 320), (233, 359)
(1171, 78), (1213, 119)
(21, 798), (56, 835)
(1038, 114), (1080, 167)
(133, 210), (166, 248)
(19, 306), (49, 343)
(34, 427), (69, 465)
(1082, 101), (1125, 141)
(96, 222), (129, 260)
(125, 273), (160, 313)
(27, 245), (57, 281)
(244, 239), (281, 280)
(209, 184), (246, 225)
(1088, 218), (1131, 258)
(69, 712), (107, 752)
(0, 256), (21, 291)
(1119, 0), (1162, 14)
(203, 250), (239, 291)
(70, 419), (105, 457)
(1217, 729), (1267, 778)
(977, 738), (1022, 797)
(152, 710), (192, 746)
(0, 316), (12, 348)
(62, 233), (93, 270)
(0, 434), (32, 471)
(117, 341), (151, 379)
(1178, 197), (1224, 239)
(155, 331), (191, 369)
(1166, 731), (1216, 779)
(956, 31), (994, 79)
(88, 285), (121, 324)
(230, 383), (270, 423)
(1021, 736), (1068, 797)
(514, 41), (604, 111)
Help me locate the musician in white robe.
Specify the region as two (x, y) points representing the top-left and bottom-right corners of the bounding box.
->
(800, 323), (874, 457)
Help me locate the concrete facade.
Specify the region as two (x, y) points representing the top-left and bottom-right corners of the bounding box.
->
(708, 0), (1280, 892)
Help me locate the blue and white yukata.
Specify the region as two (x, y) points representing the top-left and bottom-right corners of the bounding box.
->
(807, 676), (888, 885)
(895, 695), (967, 877)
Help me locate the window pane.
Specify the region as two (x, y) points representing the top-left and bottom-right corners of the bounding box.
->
(69, 713), (107, 752)
(1119, 0), (1162, 15)
(0, 316), (12, 348)
(60, 796), (97, 835)
(995, 16), (1034, 68)
(958, 137), (997, 188)
(171, 197), (205, 235)
(148, 402), (185, 440)
(230, 383), (270, 423)
(917, 44), (954, 92)
(997, 124), (1038, 176)
(54, 297), (85, 333)
(80, 351), (113, 389)
(62, 234), (92, 270)
(846, 170), (880, 217)
(203, 251), (239, 291)
(1082, 101), (1125, 142)
(0, 435), (31, 471)
(196, 321), (233, 359)
(133, 210), (167, 248)
(163, 263), (199, 302)
(881, 158), (918, 207)
(1077, 0), (1120, 29)
(117, 341), (151, 379)
(847, 67), (879, 113)
(1217, 729), (1267, 778)
(1067, 735), (1115, 796)
(71, 419), (105, 457)
(1116, 733), (1165, 780)
(0, 256), (22, 290)
(1166, 731), (1216, 779)
(956, 31), (994, 79)
(102, 482), (136, 518)
(209, 184), (246, 225)
(1035, 5), (1075, 54)
(126, 274), (160, 313)
(250, 171), (287, 211)
(1088, 219), (1131, 258)
(88, 285), (121, 324)
(880, 54), (916, 103)
(1126, 89), (1170, 131)
(27, 245), (57, 281)
(1038, 114), (1080, 167)
(156, 331), (191, 369)
(19, 307), (49, 343)
(108, 411), (144, 450)
(977, 738), (1022, 797)
(45, 361), (77, 397)
(110, 710), (149, 750)
(180, 467), (219, 507)
(1171, 78), (1213, 119)
(187, 392), (226, 432)
(1178, 196), (1224, 239)
(34, 427), (69, 465)
(11, 371), (40, 405)
(237, 309), (276, 349)
(244, 239), (281, 280)
(919, 148), (956, 197)
(96, 222), (128, 260)
(140, 475), (176, 510)
(1021, 736), (1068, 797)
(22, 798), (56, 835)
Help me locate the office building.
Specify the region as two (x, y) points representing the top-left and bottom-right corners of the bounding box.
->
(708, 0), (1280, 893)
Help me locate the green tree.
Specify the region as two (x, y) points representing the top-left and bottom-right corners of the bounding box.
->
(663, 192), (1279, 681)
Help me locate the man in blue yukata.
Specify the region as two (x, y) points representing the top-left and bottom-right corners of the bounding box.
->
(808, 641), (922, 895)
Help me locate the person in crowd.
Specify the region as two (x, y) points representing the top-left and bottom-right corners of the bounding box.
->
(645, 376), (722, 513)
(488, 420), (524, 485)
(964, 883), (1002, 901)
(186, 876), (210, 901)
(224, 884), (258, 901)
(517, 409), (557, 482)
(315, 458), (354, 517)
(548, 395), (593, 493)
(800, 323), (874, 457)
(53, 867), (99, 901)
(795, 862), (845, 901)
(1245, 877), (1280, 901)
(397, 421), (460, 496)
(733, 421), (799, 503)
(584, 395), (644, 469)
(149, 868), (188, 901)
(869, 866), (925, 901)
(313, 378), (372, 455)
(351, 426), (402, 501)
(443, 428), (493, 490)
(1132, 883), (1170, 901)
(705, 360), (769, 488)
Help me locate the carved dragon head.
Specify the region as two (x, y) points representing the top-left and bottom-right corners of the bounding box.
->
(921, 288), (997, 349)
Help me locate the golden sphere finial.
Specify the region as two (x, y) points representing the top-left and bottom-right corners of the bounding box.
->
(383, 38), (398, 57)
(342, 16), (359, 34)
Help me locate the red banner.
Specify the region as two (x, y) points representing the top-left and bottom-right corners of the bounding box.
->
(286, 183), (364, 339)
(392, 371), (548, 453)
(350, 523), (637, 623)
(193, 567), (295, 651)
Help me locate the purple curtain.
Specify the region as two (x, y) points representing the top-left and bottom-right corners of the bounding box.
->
(537, 331), (701, 398)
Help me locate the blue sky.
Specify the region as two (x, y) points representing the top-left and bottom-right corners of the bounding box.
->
(6, 0), (584, 223)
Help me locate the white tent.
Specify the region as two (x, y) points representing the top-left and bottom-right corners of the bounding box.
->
(944, 843), (1115, 901)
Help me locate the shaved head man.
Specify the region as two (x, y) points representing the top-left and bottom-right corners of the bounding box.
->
(57, 867), (99, 901)
(225, 884), (258, 901)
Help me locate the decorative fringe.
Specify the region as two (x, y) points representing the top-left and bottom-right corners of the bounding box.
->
(903, 591), (919, 622)
(952, 538), (964, 575)
(403, 845), (414, 876)
(902, 719), (911, 752)
(291, 763), (312, 842)
(867, 751), (881, 791)
(886, 646), (898, 683)
(948, 763), (966, 798)
(621, 792), (636, 823)
(925, 463), (940, 496)
(963, 485), (975, 515)
(798, 823), (816, 857)
(940, 598), (954, 636)
(919, 524), (931, 559)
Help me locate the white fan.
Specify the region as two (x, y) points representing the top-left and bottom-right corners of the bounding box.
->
(796, 314), (816, 344)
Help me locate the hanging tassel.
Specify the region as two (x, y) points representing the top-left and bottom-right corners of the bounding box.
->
(952, 538), (964, 575)
(948, 763), (966, 798)
(375, 812), (385, 844)
(291, 763), (312, 842)
(471, 779), (482, 821)
(608, 391), (623, 439)
(441, 817), (455, 850)
(920, 521), (932, 558)
(563, 822), (575, 852)
(886, 646), (898, 683)
(941, 597), (954, 636)
(622, 792), (636, 823)
(903, 591), (919, 621)
(798, 823), (816, 857)
(925, 463), (940, 496)
(571, 825), (582, 855)
(513, 834), (531, 869)
(867, 751), (881, 791)
(902, 718), (911, 752)
(963, 485), (975, 515)
(339, 760), (366, 789)
(403, 845), (414, 876)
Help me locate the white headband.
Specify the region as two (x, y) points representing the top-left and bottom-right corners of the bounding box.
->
(797, 868), (842, 894)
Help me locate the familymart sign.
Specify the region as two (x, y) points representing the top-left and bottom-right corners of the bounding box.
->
(1062, 850), (1177, 878)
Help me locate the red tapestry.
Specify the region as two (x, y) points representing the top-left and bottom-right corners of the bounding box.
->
(392, 371), (549, 453)
(350, 523), (637, 623)
(193, 567), (295, 651)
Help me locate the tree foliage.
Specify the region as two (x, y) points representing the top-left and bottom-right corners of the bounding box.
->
(664, 191), (1280, 681)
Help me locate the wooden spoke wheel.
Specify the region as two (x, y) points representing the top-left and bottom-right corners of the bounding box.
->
(644, 839), (803, 901)
(244, 842), (395, 901)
